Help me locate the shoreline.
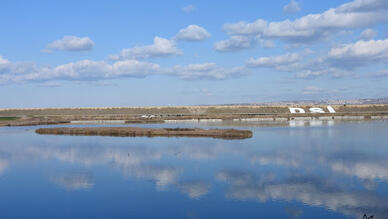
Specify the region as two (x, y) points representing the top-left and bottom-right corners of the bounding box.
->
(1, 104), (388, 127)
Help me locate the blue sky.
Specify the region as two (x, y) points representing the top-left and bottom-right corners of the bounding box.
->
(0, 0), (387, 107)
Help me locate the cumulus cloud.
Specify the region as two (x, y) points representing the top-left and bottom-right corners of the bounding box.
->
(243, 52), (348, 79)
(0, 56), (11, 75)
(336, 0), (388, 13)
(214, 36), (254, 52)
(283, 0), (301, 13)
(217, 0), (388, 51)
(327, 39), (388, 68)
(0, 58), (160, 84)
(295, 68), (338, 79)
(244, 37), (388, 78)
(372, 69), (388, 78)
(112, 37), (182, 60)
(360, 28), (377, 39)
(223, 19), (267, 36)
(0, 56), (9, 65)
(182, 4), (195, 13)
(246, 53), (300, 68)
(52, 59), (160, 80)
(174, 25), (211, 41)
(0, 56), (248, 84)
(258, 38), (275, 48)
(38, 82), (61, 87)
(165, 63), (247, 80)
(295, 64), (351, 79)
(46, 36), (94, 52)
(302, 86), (322, 94)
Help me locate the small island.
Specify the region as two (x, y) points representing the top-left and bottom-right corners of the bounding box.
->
(35, 127), (253, 139)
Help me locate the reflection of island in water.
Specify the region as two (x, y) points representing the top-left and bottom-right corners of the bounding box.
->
(1, 121), (388, 218)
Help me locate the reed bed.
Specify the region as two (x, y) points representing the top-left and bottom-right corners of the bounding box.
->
(35, 127), (253, 139)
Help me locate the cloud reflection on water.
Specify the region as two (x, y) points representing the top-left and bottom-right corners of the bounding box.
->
(0, 121), (388, 218)
(217, 170), (388, 218)
(0, 160), (8, 176)
(178, 181), (211, 199)
(51, 170), (94, 191)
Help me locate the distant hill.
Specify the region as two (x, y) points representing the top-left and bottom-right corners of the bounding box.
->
(220, 97), (388, 106)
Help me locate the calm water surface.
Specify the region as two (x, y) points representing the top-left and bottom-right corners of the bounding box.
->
(0, 120), (387, 219)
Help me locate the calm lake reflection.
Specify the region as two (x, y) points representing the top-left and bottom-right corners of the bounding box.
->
(0, 121), (388, 219)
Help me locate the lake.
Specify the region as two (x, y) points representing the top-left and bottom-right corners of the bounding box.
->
(0, 120), (387, 219)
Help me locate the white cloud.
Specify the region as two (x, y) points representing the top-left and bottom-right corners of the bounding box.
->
(243, 50), (352, 79)
(0, 56), (11, 75)
(0, 58), (160, 84)
(223, 19), (267, 36)
(53, 59), (160, 79)
(182, 4), (195, 13)
(246, 53), (300, 68)
(372, 69), (388, 77)
(302, 86), (322, 94)
(38, 82), (61, 87)
(214, 36), (254, 52)
(0, 56), (10, 65)
(336, 0), (388, 13)
(283, 0), (301, 13)
(258, 38), (275, 48)
(46, 35), (94, 52)
(0, 56), (249, 84)
(217, 0), (388, 51)
(49, 60), (112, 80)
(244, 38), (388, 78)
(327, 39), (388, 68)
(112, 37), (182, 60)
(295, 69), (330, 79)
(112, 60), (160, 77)
(174, 25), (211, 41)
(360, 28), (377, 39)
(165, 63), (247, 80)
(48, 59), (160, 80)
(295, 65), (351, 79)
